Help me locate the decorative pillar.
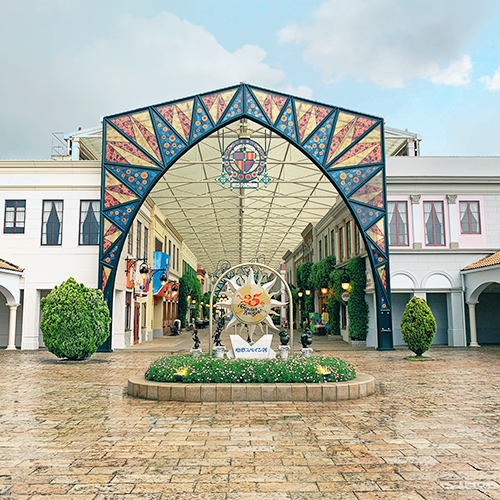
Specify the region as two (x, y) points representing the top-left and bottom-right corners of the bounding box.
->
(446, 195), (459, 249)
(410, 195), (422, 249)
(467, 302), (480, 347)
(6, 304), (20, 350)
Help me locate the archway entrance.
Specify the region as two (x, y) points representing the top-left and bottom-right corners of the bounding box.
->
(99, 84), (393, 351)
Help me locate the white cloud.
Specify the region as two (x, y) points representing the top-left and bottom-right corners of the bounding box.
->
(479, 66), (500, 90)
(429, 55), (472, 86)
(0, 10), (291, 158)
(277, 0), (492, 88)
(279, 84), (314, 99)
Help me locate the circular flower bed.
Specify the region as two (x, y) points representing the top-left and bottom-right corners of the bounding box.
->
(145, 354), (356, 384)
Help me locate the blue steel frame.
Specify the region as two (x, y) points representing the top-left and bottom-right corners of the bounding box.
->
(98, 83), (394, 351)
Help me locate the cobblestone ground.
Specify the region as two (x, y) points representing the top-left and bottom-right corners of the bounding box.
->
(1, 342), (500, 499)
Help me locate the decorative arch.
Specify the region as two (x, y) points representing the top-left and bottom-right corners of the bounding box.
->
(99, 83), (393, 350)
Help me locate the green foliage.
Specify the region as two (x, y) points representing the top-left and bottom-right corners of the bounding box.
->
(296, 262), (313, 291)
(401, 297), (437, 356)
(310, 255), (336, 289)
(178, 275), (202, 326)
(346, 257), (369, 341)
(40, 277), (110, 360)
(145, 353), (356, 384)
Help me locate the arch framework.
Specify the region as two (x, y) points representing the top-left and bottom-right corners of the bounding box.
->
(99, 83), (393, 351)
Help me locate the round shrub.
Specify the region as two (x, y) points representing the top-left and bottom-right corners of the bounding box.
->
(400, 296), (436, 356)
(40, 277), (111, 360)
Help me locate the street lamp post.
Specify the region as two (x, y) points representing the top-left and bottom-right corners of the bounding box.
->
(298, 291), (303, 329)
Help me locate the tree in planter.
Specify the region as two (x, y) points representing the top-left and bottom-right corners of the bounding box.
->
(40, 277), (111, 360)
(401, 296), (436, 357)
(178, 275), (202, 327)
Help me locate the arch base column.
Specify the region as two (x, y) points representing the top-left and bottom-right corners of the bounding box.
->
(467, 302), (480, 347)
(6, 304), (20, 350)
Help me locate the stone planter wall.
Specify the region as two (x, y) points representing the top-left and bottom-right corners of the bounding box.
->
(127, 373), (375, 402)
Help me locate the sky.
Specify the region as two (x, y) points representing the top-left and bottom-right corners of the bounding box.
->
(1, 0), (500, 159)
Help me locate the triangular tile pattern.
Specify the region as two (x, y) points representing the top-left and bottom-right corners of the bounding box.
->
(202, 88), (238, 125)
(102, 266), (112, 291)
(191, 98), (214, 141)
(302, 114), (336, 163)
(327, 165), (381, 196)
(103, 202), (138, 229)
(250, 88), (287, 125)
(152, 112), (187, 165)
(102, 219), (122, 254)
(379, 287), (388, 310)
(245, 89), (268, 124)
(276, 100), (297, 142)
(105, 125), (159, 168)
(369, 242), (386, 265)
(351, 202), (383, 229)
(106, 164), (161, 196)
(326, 113), (377, 164)
(349, 170), (383, 208)
(104, 171), (138, 209)
(377, 264), (387, 292)
(102, 244), (120, 268)
(366, 217), (386, 253)
(330, 125), (381, 169)
(155, 99), (194, 143)
(294, 99), (331, 143)
(111, 111), (162, 162)
(219, 88), (243, 125)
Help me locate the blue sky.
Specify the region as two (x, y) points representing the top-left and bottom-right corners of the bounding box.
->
(1, 0), (500, 159)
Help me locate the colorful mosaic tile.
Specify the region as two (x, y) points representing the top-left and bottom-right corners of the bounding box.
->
(103, 202), (138, 229)
(105, 124), (159, 168)
(377, 264), (387, 291)
(302, 114), (335, 163)
(349, 170), (383, 208)
(102, 219), (122, 254)
(351, 201), (383, 229)
(191, 98), (214, 140)
(102, 244), (120, 268)
(330, 124), (381, 168)
(294, 99), (332, 143)
(102, 265), (112, 291)
(245, 88), (268, 124)
(369, 242), (387, 264)
(151, 112), (186, 165)
(220, 88), (243, 124)
(379, 288), (388, 310)
(111, 111), (161, 163)
(326, 113), (377, 164)
(366, 217), (386, 254)
(202, 88), (238, 124)
(250, 88), (287, 125)
(276, 101), (297, 142)
(327, 165), (381, 195)
(155, 99), (194, 142)
(106, 165), (161, 195)
(104, 171), (138, 209)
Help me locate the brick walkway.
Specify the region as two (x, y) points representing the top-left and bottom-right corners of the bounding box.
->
(1, 340), (500, 499)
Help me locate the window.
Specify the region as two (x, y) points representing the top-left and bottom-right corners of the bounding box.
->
(128, 226), (133, 255)
(4, 200), (25, 233)
(331, 230), (335, 259)
(339, 226), (345, 261)
(144, 227), (149, 259)
(424, 201), (445, 246)
(173, 243), (176, 269)
(318, 240), (322, 260)
(79, 200), (100, 245)
(388, 202), (408, 246)
(168, 240), (172, 259)
(324, 235), (328, 256)
(346, 221), (352, 257)
(355, 225), (362, 255)
(41, 200), (63, 245)
(136, 221), (142, 258)
(460, 201), (480, 234)
(177, 248), (179, 270)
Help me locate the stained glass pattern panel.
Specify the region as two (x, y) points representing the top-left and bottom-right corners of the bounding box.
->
(155, 99), (194, 142)
(330, 125), (381, 169)
(104, 171), (138, 208)
(327, 165), (381, 196)
(349, 170), (383, 208)
(202, 88), (238, 125)
(250, 88), (287, 125)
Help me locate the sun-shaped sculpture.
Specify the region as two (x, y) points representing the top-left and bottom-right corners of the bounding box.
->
(217, 268), (287, 342)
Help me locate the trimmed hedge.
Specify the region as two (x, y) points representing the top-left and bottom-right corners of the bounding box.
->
(40, 278), (110, 360)
(401, 296), (436, 356)
(145, 354), (356, 384)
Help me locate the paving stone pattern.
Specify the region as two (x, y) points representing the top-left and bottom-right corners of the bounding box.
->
(1, 340), (500, 499)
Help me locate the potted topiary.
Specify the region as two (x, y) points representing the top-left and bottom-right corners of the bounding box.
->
(40, 277), (111, 360)
(400, 296), (437, 358)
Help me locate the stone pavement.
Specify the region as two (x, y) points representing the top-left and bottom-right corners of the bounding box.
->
(1, 340), (500, 499)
